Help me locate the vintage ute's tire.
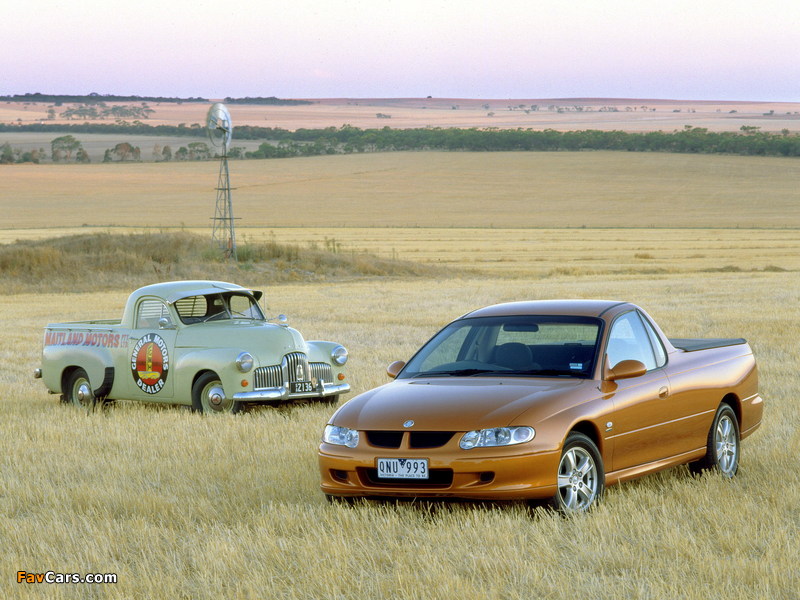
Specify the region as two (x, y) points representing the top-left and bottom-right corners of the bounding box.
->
(65, 368), (94, 409)
(192, 372), (241, 415)
(689, 404), (740, 477)
(551, 432), (605, 513)
(320, 394), (340, 406)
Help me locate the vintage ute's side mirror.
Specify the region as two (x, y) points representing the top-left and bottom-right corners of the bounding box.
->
(386, 361), (406, 379)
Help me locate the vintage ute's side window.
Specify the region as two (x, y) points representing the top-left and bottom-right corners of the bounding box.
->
(174, 295), (210, 324)
(136, 299), (172, 329)
(639, 312), (667, 368)
(606, 311), (657, 371)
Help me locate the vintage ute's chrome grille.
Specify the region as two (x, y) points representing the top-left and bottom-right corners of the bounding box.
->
(360, 467), (454, 487)
(253, 364), (282, 390)
(309, 362), (333, 384)
(285, 352), (310, 383)
(253, 352), (314, 390)
(364, 431), (455, 449)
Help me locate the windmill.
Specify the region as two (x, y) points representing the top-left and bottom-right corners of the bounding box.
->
(207, 103), (237, 260)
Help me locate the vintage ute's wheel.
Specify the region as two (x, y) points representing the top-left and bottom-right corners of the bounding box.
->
(689, 404), (740, 477)
(552, 432), (604, 513)
(320, 394), (340, 406)
(65, 368), (94, 409)
(192, 372), (241, 415)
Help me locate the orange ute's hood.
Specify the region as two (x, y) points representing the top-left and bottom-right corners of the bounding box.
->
(334, 377), (588, 431)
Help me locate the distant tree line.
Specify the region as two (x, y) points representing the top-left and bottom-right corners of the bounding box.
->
(46, 135), (91, 163)
(0, 121), (210, 137)
(3, 123), (800, 163)
(245, 125), (800, 158)
(1, 135), (236, 164)
(1, 93), (208, 104)
(2, 93), (311, 106)
(0, 137), (92, 163)
(0, 142), (44, 164)
(223, 96), (313, 106)
(59, 103), (155, 120)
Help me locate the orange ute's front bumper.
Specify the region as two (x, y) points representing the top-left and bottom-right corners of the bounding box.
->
(319, 442), (561, 501)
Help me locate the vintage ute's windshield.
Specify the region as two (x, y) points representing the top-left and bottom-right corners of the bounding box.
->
(400, 315), (602, 379)
(174, 292), (265, 324)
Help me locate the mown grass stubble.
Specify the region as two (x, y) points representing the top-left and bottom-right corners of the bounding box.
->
(1, 266), (797, 599)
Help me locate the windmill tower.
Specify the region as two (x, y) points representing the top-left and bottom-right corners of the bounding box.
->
(207, 103), (237, 260)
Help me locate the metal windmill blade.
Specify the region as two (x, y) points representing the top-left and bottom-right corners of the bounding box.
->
(206, 103), (232, 151)
(207, 103), (237, 260)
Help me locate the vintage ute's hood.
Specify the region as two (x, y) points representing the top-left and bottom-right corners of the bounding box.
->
(176, 322), (306, 355)
(333, 377), (590, 431)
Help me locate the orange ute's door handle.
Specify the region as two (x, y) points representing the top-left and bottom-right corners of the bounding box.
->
(658, 386), (669, 399)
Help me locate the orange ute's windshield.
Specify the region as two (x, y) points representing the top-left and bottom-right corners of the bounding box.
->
(400, 315), (602, 379)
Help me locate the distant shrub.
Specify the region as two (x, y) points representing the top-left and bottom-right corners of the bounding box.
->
(0, 232), (441, 293)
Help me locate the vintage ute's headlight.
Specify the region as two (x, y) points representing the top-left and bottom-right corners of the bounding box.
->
(459, 426), (535, 450)
(235, 352), (254, 373)
(331, 345), (348, 366)
(323, 424), (359, 448)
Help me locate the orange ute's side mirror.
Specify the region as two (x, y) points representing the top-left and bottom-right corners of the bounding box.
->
(605, 359), (647, 381)
(386, 361), (406, 379)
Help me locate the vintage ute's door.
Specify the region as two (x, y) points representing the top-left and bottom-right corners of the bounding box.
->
(603, 310), (678, 472)
(123, 297), (177, 401)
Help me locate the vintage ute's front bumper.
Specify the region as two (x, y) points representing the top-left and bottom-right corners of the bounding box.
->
(319, 441), (560, 501)
(234, 351), (349, 403)
(234, 381), (350, 402)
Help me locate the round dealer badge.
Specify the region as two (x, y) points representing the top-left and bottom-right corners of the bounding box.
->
(130, 333), (169, 394)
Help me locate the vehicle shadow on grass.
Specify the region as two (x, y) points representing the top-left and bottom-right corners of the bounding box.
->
(325, 494), (556, 518)
(58, 396), (338, 417)
(323, 466), (714, 518)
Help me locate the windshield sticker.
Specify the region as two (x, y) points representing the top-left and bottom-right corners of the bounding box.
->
(569, 363), (583, 370)
(131, 333), (169, 394)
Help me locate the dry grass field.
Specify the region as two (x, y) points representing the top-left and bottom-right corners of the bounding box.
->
(1, 150), (799, 598)
(3, 151), (800, 230)
(3, 97), (800, 132)
(2, 272), (798, 599)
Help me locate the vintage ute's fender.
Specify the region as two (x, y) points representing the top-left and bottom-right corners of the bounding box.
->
(42, 340), (115, 397)
(172, 347), (264, 406)
(307, 340), (348, 374)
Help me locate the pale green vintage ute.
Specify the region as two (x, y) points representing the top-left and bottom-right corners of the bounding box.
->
(35, 281), (350, 413)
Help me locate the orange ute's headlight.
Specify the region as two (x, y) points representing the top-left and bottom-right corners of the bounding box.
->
(460, 427), (535, 450)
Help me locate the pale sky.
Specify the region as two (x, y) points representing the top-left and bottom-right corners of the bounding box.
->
(6, 0), (799, 101)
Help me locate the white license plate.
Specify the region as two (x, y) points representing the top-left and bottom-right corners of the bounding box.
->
(377, 458), (429, 479)
(291, 381), (313, 393)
